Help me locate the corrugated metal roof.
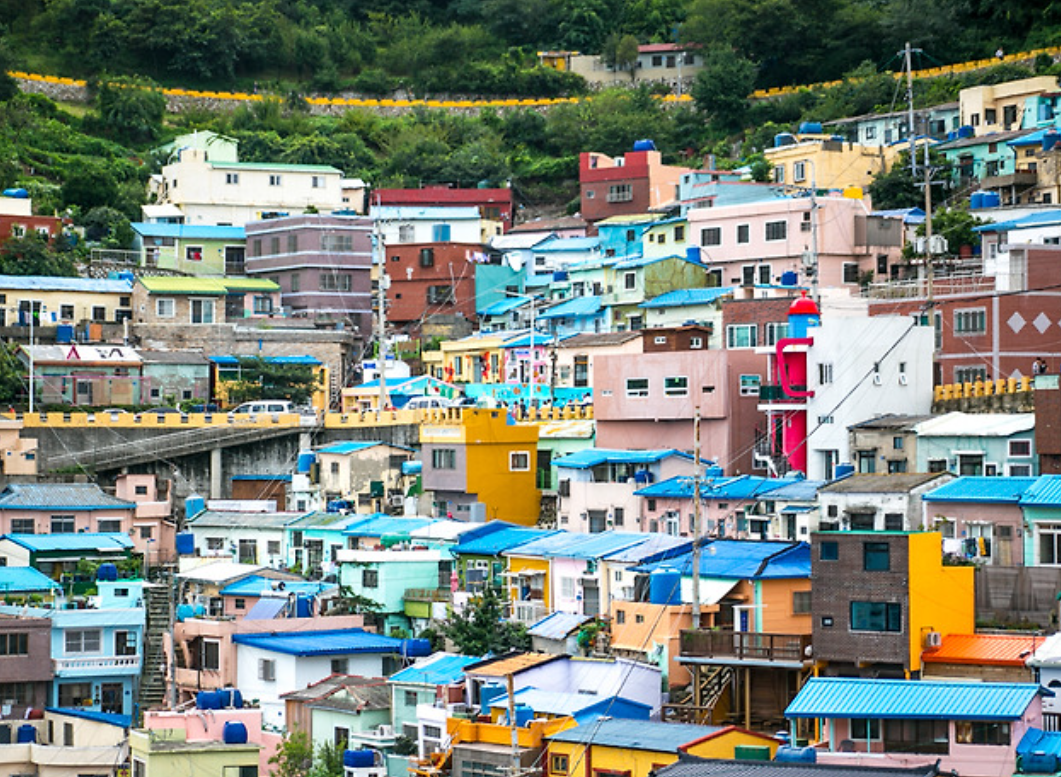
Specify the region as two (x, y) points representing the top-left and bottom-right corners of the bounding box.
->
(0, 483), (135, 511)
(546, 716), (720, 751)
(655, 755), (940, 777)
(613, 254), (690, 270)
(373, 205), (480, 221)
(635, 474), (792, 499)
(132, 222), (245, 239)
(47, 707), (131, 728)
(1019, 475), (1061, 506)
(506, 531), (652, 560)
(0, 275), (131, 293)
(232, 628), (408, 656)
(634, 540), (809, 580)
(555, 448), (691, 470)
(317, 441), (384, 455)
(819, 473), (949, 494)
(528, 611), (592, 640)
(2, 532), (133, 553)
(763, 480), (825, 501)
(501, 331), (573, 348)
(914, 412), (1035, 437)
(1017, 728), (1061, 758)
(139, 276), (279, 295)
(215, 161), (340, 173)
(785, 677), (1041, 720)
(538, 295), (603, 320)
(604, 534), (691, 563)
(389, 653), (478, 686)
(923, 476), (1038, 503)
(24, 344), (140, 364)
(210, 354), (320, 365)
(466, 652), (563, 677)
(922, 633), (1046, 666)
(175, 561), (268, 583)
(532, 237), (600, 252)
(974, 209), (1061, 233)
(189, 511), (307, 528)
(220, 576), (336, 597)
(453, 523), (561, 556)
(0, 567), (62, 592)
(341, 516), (436, 537)
(281, 674), (388, 702)
(478, 297), (533, 317)
(640, 287), (735, 309)
(489, 688), (636, 717)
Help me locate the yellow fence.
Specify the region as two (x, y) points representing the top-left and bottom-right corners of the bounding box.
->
(933, 376), (1033, 402)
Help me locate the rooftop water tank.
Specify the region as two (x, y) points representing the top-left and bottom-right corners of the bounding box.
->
(774, 746), (817, 763)
(196, 690), (222, 710)
(185, 494), (205, 519)
(480, 683), (505, 709)
(649, 567), (682, 606)
(96, 563), (118, 581)
(834, 463), (855, 479)
(971, 191), (986, 209)
(2, 188), (29, 199)
(294, 594), (314, 618)
(780, 271), (798, 287)
(401, 638), (432, 658)
(297, 450), (316, 474)
(981, 191), (1001, 208)
(957, 125), (974, 138)
(218, 688), (243, 709)
(773, 133), (797, 148)
(56, 325), (74, 344)
(223, 721), (248, 744)
(16, 725), (35, 743)
(175, 532), (195, 556)
(633, 139), (657, 152)
(344, 750), (376, 768)
(798, 122), (823, 135)
(514, 704), (534, 727)
(1021, 753), (1059, 774)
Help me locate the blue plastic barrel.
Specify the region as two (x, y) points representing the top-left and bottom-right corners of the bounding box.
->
(297, 451), (316, 473)
(223, 721), (248, 744)
(16, 725), (35, 743)
(176, 532), (195, 556)
(96, 563), (118, 581)
(344, 750), (375, 768)
(834, 463), (855, 479)
(774, 746), (817, 763)
(798, 122), (823, 135)
(632, 139), (657, 152)
(514, 704), (534, 727)
(649, 568), (682, 605)
(981, 191), (1001, 208)
(56, 325), (74, 344)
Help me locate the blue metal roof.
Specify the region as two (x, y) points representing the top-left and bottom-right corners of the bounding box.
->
(1009, 129), (1053, 148)
(210, 355), (322, 365)
(342, 516), (436, 537)
(317, 441), (384, 455)
(538, 295), (603, 320)
(507, 531), (653, 560)
(923, 476), (1038, 503)
(761, 479), (824, 501)
(871, 207), (926, 225)
(232, 628), (419, 656)
(532, 237), (601, 252)
(1020, 475), (1061, 507)
(0, 276), (132, 294)
(453, 522), (561, 556)
(528, 611), (592, 640)
(604, 534), (692, 563)
(1, 533), (133, 553)
(490, 687), (650, 719)
(46, 707), (131, 728)
(640, 287), (735, 309)
(1017, 728), (1061, 758)
(389, 653), (479, 686)
(613, 254), (702, 270)
(634, 474), (789, 499)
(634, 540), (810, 580)
(546, 715), (719, 751)
(974, 210), (1061, 233)
(555, 448), (693, 470)
(479, 297), (533, 317)
(220, 575), (337, 597)
(786, 677), (1041, 720)
(0, 483), (135, 511)
(132, 222), (245, 239)
(501, 331), (572, 348)
(0, 567), (62, 592)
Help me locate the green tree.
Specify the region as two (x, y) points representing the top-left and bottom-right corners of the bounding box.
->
(226, 357), (322, 406)
(310, 741), (345, 777)
(601, 33), (640, 81)
(868, 148), (952, 210)
(91, 75), (166, 145)
(690, 47), (757, 135)
(439, 584), (531, 655)
(0, 38), (19, 103)
(81, 206), (134, 248)
(270, 732), (314, 777)
(0, 345), (26, 406)
(0, 234), (78, 276)
(917, 207), (985, 258)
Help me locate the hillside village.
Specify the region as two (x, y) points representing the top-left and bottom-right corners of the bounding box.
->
(5, 68), (1061, 777)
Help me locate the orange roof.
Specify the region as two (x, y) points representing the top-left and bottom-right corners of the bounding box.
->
(922, 633), (1046, 666)
(467, 652), (563, 677)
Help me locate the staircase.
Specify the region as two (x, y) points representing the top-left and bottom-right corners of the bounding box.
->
(137, 580), (171, 719)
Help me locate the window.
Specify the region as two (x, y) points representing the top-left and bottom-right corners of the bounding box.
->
(258, 659), (276, 681)
(185, 245), (203, 261)
(1010, 439), (1032, 457)
(312, 175), (325, 188)
(269, 174), (281, 186)
(1039, 524), (1061, 564)
(624, 272), (637, 290)
(758, 264), (771, 285)
(332, 658), (349, 674)
(793, 161), (807, 182)
(818, 363), (834, 384)
(613, 507), (624, 527)
(701, 227), (721, 246)
(190, 299), (215, 324)
(225, 173), (239, 185)
(820, 541), (839, 561)
(850, 601), (902, 632)
(765, 322), (788, 346)
(0, 633), (28, 655)
(65, 629), (101, 653)
(10, 519), (34, 534)
(607, 184), (633, 202)
(320, 235), (353, 252)
(432, 224), (451, 242)
(286, 234), (298, 253)
(290, 273), (301, 293)
(774, 165), (785, 183)
(843, 263), (860, 284)
(202, 639), (220, 670)
(420, 248), (435, 267)
(510, 451), (530, 471)
(739, 374), (761, 396)
(955, 309), (986, 334)
(626, 378), (649, 397)
(863, 542), (891, 571)
(736, 224), (750, 244)
(955, 721), (1010, 746)
(51, 515), (75, 533)
(765, 220), (787, 241)
(206, 537), (224, 551)
(97, 519), (121, 533)
(560, 577), (575, 599)
(851, 719), (881, 740)
(726, 324), (757, 349)
(398, 224), (415, 243)
(742, 265), (756, 286)
(551, 755), (569, 774)
(955, 366), (988, 384)
(320, 273), (352, 291)
(1010, 463), (1033, 476)
(427, 285), (454, 304)
(267, 541), (281, 556)
(115, 631), (137, 656)
(234, 598), (246, 610)
(883, 719), (948, 754)
(792, 590), (811, 614)
(92, 306), (106, 321)
(674, 225), (685, 241)
(664, 376), (688, 396)
(60, 304), (74, 320)
(690, 336), (703, 349)
(615, 609), (626, 624)
(59, 682), (92, 707)
(140, 525), (153, 540)
(432, 449), (456, 469)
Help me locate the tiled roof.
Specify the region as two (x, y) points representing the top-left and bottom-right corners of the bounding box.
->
(466, 652), (563, 677)
(556, 331), (641, 348)
(281, 674), (388, 702)
(546, 715), (720, 751)
(389, 653), (479, 686)
(232, 628), (417, 657)
(922, 633), (1046, 666)
(785, 677), (1041, 720)
(923, 476), (1038, 503)
(189, 511), (306, 528)
(640, 287), (735, 309)
(0, 483), (135, 511)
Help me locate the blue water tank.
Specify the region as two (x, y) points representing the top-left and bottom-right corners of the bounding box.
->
(16, 725), (36, 743)
(970, 191), (985, 209)
(774, 746), (817, 763)
(686, 246), (703, 264)
(705, 465), (724, 478)
(223, 721), (248, 744)
(297, 450), (316, 473)
(176, 532), (195, 556)
(2, 188), (29, 199)
(344, 750), (376, 768)
(185, 494), (205, 519)
(957, 125), (974, 138)
(294, 594), (314, 618)
(218, 688), (244, 709)
(96, 563), (118, 581)
(649, 567), (683, 606)
(773, 133), (797, 148)
(633, 139), (657, 152)
(799, 122), (823, 135)
(780, 270), (798, 287)
(947, 130), (957, 141)
(552, 270), (569, 282)
(196, 690), (222, 710)
(514, 703), (534, 727)
(56, 325), (74, 344)
(176, 604), (196, 622)
(480, 683), (505, 709)
(981, 191), (1001, 208)
(401, 638), (432, 658)
(1021, 753), (1059, 774)
(834, 463), (855, 479)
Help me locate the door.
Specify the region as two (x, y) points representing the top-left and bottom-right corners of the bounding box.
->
(225, 246), (246, 275)
(536, 450), (552, 490)
(588, 510), (607, 533)
(582, 582), (600, 616)
(100, 683), (123, 715)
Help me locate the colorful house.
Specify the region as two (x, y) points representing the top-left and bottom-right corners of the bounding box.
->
(450, 521), (560, 592)
(281, 675), (391, 751)
(335, 547), (452, 634)
(315, 440), (415, 512)
(0, 275), (133, 327)
(130, 222), (246, 275)
(21, 344), (143, 407)
(603, 253), (711, 332)
(921, 633), (1044, 683)
(132, 276), (283, 325)
(388, 652), (478, 750)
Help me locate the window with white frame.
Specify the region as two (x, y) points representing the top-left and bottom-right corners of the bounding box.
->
(758, 264), (771, 285)
(560, 577), (576, 598)
(65, 629), (101, 654)
(269, 174), (281, 186)
(156, 298), (175, 318)
(737, 224), (750, 244)
(225, 173), (239, 185)
(626, 378), (649, 397)
(510, 451), (531, 471)
(664, 376), (688, 396)
(432, 449), (456, 469)
(190, 299), (215, 324)
(624, 272), (637, 290)
(690, 336), (703, 349)
(701, 227), (722, 246)
(258, 659), (276, 681)
(311, 176), (325, 188)
(1040, 523), (1061, 565)
(793, 161), (807, 182)
(739, 374), (761, 396)
(1009, 439), (1032, 457)
(765, 322), (789, 346)
(765, 220), (787, 241)
(398, 224), (415, 243)
(955, 308), (987, 334)
(726, 324), (757, 349)
(774, 166), (785, 183)
(742, 265), (756, 286)
(1009, 463), (1033, 476)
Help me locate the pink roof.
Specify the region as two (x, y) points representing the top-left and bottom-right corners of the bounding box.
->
(638, 43), (696, 53)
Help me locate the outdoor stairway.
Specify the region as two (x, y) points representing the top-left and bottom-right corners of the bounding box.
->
(137, 580), (171, 718)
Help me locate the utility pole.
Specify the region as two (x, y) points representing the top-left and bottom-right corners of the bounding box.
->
(691, 407), (701, 627)
(905, 42), (917, 180)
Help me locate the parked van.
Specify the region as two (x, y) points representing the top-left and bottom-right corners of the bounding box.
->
(232, 400), (295, 415)
(403, 395), (453, 410)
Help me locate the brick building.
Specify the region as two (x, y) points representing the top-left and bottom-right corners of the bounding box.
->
(385, 243), (485, 335)
(579, 146), (691, 223)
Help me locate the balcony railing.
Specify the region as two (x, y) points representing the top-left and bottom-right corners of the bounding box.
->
(758, 385), (808, 403)
(511, 601), (547, 625)
(679, 629), (811, 663)
(54, 655), (142, 673)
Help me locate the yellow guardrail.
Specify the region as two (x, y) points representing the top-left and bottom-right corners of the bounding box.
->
(933, 376), (1033, 402)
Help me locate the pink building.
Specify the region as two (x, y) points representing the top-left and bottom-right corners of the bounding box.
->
(143, 707), (282, 776)
(0, 482), (135, 535)
(114, 473), (177, 564)
(920, 476), (1034, 566)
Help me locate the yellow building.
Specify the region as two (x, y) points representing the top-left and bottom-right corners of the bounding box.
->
(960, 75), (1058, 135)
(129, 728), (261, 777)
(907, 531), (975, 673)
(0, 276), (133, 327)
(437, 332), (510, 384)
(421, 408), (541, 525)
(545, 718), (781, 777)
(764, 135), (901, 192)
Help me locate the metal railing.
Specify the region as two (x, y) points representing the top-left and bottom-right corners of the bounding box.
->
(679, 629), (812, 662)
(54, 655), (142, 673)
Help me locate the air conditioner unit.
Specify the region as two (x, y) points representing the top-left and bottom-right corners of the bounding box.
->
(923, 631), (942, 649)
(389, 494), (405, 507)
(378, 725), (394, 737)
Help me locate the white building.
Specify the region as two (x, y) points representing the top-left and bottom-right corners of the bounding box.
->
(373, 205), (483, 246)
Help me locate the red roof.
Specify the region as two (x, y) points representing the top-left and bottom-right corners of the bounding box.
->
(638, 43), (697, 54)
(922, 633), (1046, 666)
(374, 187), (513, 206)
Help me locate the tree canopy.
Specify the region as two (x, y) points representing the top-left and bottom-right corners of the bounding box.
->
(439, 585), (531, 656)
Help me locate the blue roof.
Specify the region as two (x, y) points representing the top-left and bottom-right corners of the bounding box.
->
(546, 715), (720, 750)
(786, 677), (1041, 721)
(342, 516), (436, 537)
(1, 533), (133, 553)
(507, 531), (654, 560)
(1017, 728), (1061, 758)
(555, 448), (692, 470)
(1020, 475), (1061, 507)
(479, 297), (533, 317)
(528, 611), (592, 640)
(501, 331), (571, 348)
(0, 276), (132, 294)
(532, 237), (601, 252)
(210, 355), (322, 365)
(761, 479), (824, 501)
(389, 653), (479, 686)
(0, 567), (62, 592)
(220, 575), (337, 597)
(232, 628), (418, 656)
(453, 522), (561, 556)
(538, 295), (603, 320)
(1009, 129), (1053, 148)
(923, 476), (1038, 503)
(634, 540), (810, 580)
(871, 207), (926, 225)
(604, 533), (692, 563)
(974, 210), (1061, 233)
(491, 687), (651, 719)
(132, 222), (245, 240)
(317, 441), (385, 455)
(0, 483), (135, 511)
(613, 254), (703, 270)
(46, 707), (131, 728)
(640, 287), (735, 309)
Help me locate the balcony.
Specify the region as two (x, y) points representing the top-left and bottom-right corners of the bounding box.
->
(679, 629), (812, 665)
(981, 170), (1038, 191)
(404, 588), (452, 604)
(54, 654), (142, 675)
(175, 666), (224, 690)
(758, 385), (808, 403)
(511, 601), (548, 625)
